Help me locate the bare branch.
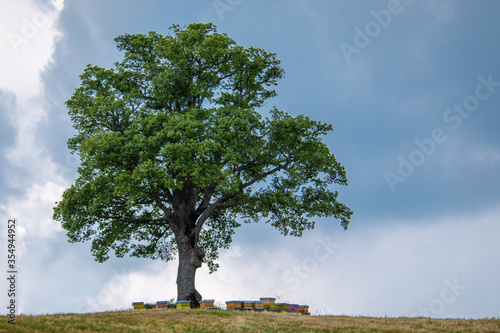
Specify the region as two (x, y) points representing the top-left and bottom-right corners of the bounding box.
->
(238, 157), (291, 190)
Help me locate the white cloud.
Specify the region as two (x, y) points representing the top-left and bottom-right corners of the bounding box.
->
(0, 0), (64, 99)
(0, 0), (66, 185)
(0, 0), (68, 226)
(0, 7), (71, 318)
(0, 181), (66, 241)
(10, 193), (500, 317)
(193, 206), (500, 318)
(84, 262), (178, 313)
(437, 137), (500, 175)
(69, 204), (500, 318)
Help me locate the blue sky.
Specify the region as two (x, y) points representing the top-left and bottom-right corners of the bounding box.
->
(1, 0), (500, 318)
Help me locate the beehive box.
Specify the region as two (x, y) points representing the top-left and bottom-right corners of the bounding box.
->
(299, 305), (310, 315)
(288, 304), (299, 312)
(252, 301), (265, 311)
(176, 300), (191, 309)
(260, 297), (276, 311)
(200, 299), (215, 309)
(132, 302), (144, 310)
(275, 303), (289, 312)
(242, 300), (253, 310)
(156, 301), (169, 310)
(225, 300), (242, 310)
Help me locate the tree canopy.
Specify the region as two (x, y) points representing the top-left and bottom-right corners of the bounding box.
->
(54, 23), (352, 302)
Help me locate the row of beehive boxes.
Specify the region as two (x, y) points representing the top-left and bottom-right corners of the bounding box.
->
(132, 298), (309, 314)
(226, 298), (309, 314)
(132, 300), (215, 310)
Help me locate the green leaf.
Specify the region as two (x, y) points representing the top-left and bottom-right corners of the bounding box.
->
(54, 22), (352, 274)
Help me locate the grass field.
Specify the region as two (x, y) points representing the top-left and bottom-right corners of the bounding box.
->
(1, 309), (499, 332)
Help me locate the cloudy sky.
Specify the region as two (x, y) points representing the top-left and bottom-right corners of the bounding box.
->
(1, 0), (499, 319)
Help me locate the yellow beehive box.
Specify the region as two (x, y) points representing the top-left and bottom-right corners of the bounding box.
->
(252, 301), (264, 311)
(275, 303), (289, 312)
(242, 300), (253, 310)
(176, 300), (191, 309)
(225, 300), (242, 310)
(260, 297), (276, 311)
(200, 299), (215, 309)
(132, 302), (144, 310)
(299, 305), (310, 315)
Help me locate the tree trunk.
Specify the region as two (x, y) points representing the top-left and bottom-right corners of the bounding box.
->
(176, 236), (204, 308)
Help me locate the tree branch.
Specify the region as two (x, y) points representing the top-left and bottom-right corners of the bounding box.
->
(193, 197), (239, 244)
(152, 192), (175, 222)
(129, 218), (171, 226)
(238, 158), (291, 191)
(192, 157), (292, 240)
(196, 182), (217, 213)
(102, 214), (170, 226)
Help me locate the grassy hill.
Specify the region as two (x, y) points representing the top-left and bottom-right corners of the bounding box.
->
(1, 309), (499, 332)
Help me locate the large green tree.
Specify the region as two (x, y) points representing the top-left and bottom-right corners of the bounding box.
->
(54, 23), (352, 307)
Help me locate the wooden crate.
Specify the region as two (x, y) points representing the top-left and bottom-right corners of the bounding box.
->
(176, 300), (191, 309)
(156, 301), (169, 310)
(200, 299), (215, 309)
(132, 302), (144, 310)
